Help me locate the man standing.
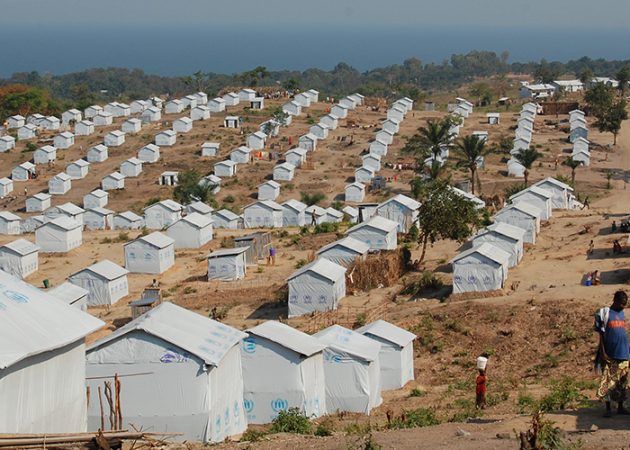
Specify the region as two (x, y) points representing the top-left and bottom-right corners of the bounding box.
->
(595, 290), (630, 417)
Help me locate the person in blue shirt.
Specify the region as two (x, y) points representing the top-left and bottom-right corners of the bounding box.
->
(595, 290), (630, 417)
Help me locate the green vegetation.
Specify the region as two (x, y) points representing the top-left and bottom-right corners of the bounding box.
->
(313, 222), (339, 234)
(270, 408), (312, 434)
(172, 170), (217, 205)
(401, 271), (444, 295)
(300, 191), (325, 206)
(564, 157), (582, 187)
(585, 82), (628, 145)
(387, 408), (440, 429)
(514, 147), (542, 186)
(454, 134), (491, 194)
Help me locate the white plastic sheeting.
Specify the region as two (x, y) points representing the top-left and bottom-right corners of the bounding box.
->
(314, 325), (382, 414)
(451, 243), (510, 294)
(207, 248), (247, 281)
(167, 213), (213, 249)
(243, 201), (283, 228)
(0, 239), (39, 279)
(241, 321), (327, 424)
(473, 222), (525, 268)
(494, 203), (541, 244)
(316, 237), (370, 267)
(532, 178), (573, 210)
(287, 259), (346, 318)
(375, 195), (419, 233)
(0, 270), (103, 433)
(124, 233), (175, 274)
(48, 282), (88, 311)
(35, 217), (82, 253)
(68, 260), (129, 306)
(510, 186), (553, 221)
(346, 216), (398, 251)
(356, 320), (416, 390)
(87, 303), (247, 442)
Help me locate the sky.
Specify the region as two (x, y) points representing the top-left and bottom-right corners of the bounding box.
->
(2, 0), (630, 28)
(2, 0), (630, 76)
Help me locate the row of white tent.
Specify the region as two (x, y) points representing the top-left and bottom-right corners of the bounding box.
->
(0, 271), (416, 442)
(451, 177), (578, 293)
(569, 110), (590, 166)
(507, 102), (539, 177)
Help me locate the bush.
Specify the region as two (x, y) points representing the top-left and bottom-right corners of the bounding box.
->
(300, 191), (326, 206)
(314, 418), (334, 437)
(401, 271), (444, 295)
(224, 195), (235, 203)
(387, 408), (440, 429)
(116, 232), (130, 242)
(241, 429), (266, 442)
(23, 142), (38, 153)
(145, 197), (160, 207)
(314, 222), (339, 234)
(295, 259), (307, 269)
(538, 377), (589, 412)
(409, 388), (426, 398)
(504, 183), (525, 199)
(270, 408), (312, 434)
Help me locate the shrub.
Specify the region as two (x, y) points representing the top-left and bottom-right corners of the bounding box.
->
(314, 222), (339, 234)
(183, 286), (197, 295)
(224, 195), (235, 203)
(270, 408), (312, 434)
(23, 142), (38, 153)
(504, 183), (526, 199)
(538, 376), (589, 412)
(116, 232), (130, 242)
(354, 312), (367, 327)
(300, 191), (326, 206)
(100, 237), (112, 244)
(314, 418), (334, 436)
(295, 259), (307, 269)
(241, 429), (266, 442)
(145, 197), (160, 207)
(387, 408), (440, 429)
(401, 271), (444, 295)
(409, 388), (426, 398)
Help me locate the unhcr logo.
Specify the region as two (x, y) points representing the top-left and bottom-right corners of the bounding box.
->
(271, 398), (288, 412)
(242, 337), (256, 353)
(243, 398), (254, 413)
(4, 290), (29, 304)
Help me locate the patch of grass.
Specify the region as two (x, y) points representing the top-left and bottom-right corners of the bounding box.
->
(538, 376), (590, 412)
(409, 388), (426, 398)
(387, 408), (440, 429)
(295, 259), (307, 269)
(100, 237), (112, 244)
(314, 222), (339, 234)
(241, 429), (266, 442)
(401, 271), (444, 295)
(223, 195), (235, 203)
(314, 418), (334, 436)
(518, 390), (537, 414)
(270, 408), (312, 434)
(354, 312), (367, 327)
(144, 197), (160, 207)
(182, 286), (197, 295)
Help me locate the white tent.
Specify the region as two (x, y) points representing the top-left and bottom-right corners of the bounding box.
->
(241, 321), (327, 424)
(167, 213), (213, 249)
(287, 258), (346, 318)
(213, 209), (242, 229)
(83, 189), (108, 209)
(305, 205), (326, 225)
(187, 201), (214, 216)
(532, 177), (574, 209)
(87, 144), (108, 163)
(375, 194), (420, 233)
(451, 243), (510, 294)
(285, 147), (308, 167)
(314, 325), (382, 414)
(0, 270), (103, 433)
(510, 186), (553, 220)
(281, 199), (307, 227)
(207, 247), (247, 281)
(83, 207), (114, 230)
(243, 200), (283, 228)
(35, 217), (82, 253)
(0, 177), (13, 198)
(86, 303), (247, 443)
(0, 239), (39, 278)
(138, 144), (160, 163)
(48, 282), (89, 311)
(69, 260), (129, 306)
(201, 142), (219, 157)
(66, 159), (90, 180)
(316, 237), (370, 267)
(43, 202), (84, 225)
(0, 211), (21, 235)
(144, 199), (184, 229)
(113, 211), (144, 230)
(101, 172), (125, 190)
(356, 320), (416, 390)
(124, 232), (175, 274)
(342, 205), (359, 223)
(48, 172), (72, 195)
(347, 216), (398, 251)
(473, 222), (525, 268)
(345, 182), (366, 203)
(258, 180), (280, 201)
(449, 186), (486, 209)
(494, 202), (541, 244)
(273, 162), (296, 181)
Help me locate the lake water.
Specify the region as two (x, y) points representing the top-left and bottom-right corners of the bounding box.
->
(1, 25), (629, 77)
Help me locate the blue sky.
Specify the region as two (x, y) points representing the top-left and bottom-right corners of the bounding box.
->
(3, 0), (629, 28)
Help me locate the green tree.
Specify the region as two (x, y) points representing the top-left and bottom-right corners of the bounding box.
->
(282, 78), (300, 91)
(514, 147), (541, 186)
(469, 82), (493, 106)
(453, 134), (490, 195)
(173, 170), (217, 205)
(182, 70), (211, 93)
(597, 99), (628, 145)
(242, 66), (269, 87)
(615, 66), (630, 95)
(579, 68), (594, 84)
(564, 157), (582, 186)
(424, 159), (445, 180)
(585, 82), (615, 118)
(402, 116), (454, 163)
(411, 178), (481, 262)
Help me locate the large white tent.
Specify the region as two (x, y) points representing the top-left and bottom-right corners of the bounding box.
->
(356, 320), (416, 390)
(494, 202), (541, 244)
(451, 243), (510, 294)
(375, 194), (420, 233)
(48, 281), (89, 311)
(68, 259), (129, 306)
(35, 217), (82, 253)
(166, 213), (213, 249)
(0, 270), (103, 433)
(86, 303), (247, 443)
(316, 237), (370, 267)
(0, 239), (39, 279)
(532, 177), (574, 210)
(287, 258), (346, 318)
(510, 186), (553, 220)
(144, 200), (184, 229)
(314, 325), (382, 414)
(346, 216), (398, 251)
(241, 321), (327, 424)
(124, 232), (175, 274)
(207, 247), (247, 281)
(473, 222), (525, 268)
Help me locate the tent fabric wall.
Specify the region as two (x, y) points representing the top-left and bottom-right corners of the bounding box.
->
(452, 253), (507, 294)
(347, 227), (396, 251)
(473, 233), (522, 268)
(35, 224), (82, 253)
(243, 205), (283, 228)
(0, 340), (88, 433)
(317, 246), (365, 267)
(207, 252), (246, 281)
(125, 241), (174, 274)
(167, 220), (213, 249)
(494, 209), (538, 244)
(375, 203), (417, 233)
(288, 271), (346, 318)
(241, 336), (326, 424)
(68, 272), (128, 306)
(0, 251), (37, 279)
(362, 336), (414, 390)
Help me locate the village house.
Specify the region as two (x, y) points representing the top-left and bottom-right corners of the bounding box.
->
(451, 243), (510, 294)
(273, 162), (296, 181)
(122, 118), (142, 134)
(345, 182), (366, 202)
(93, 111), (113, 126)
(113, 211), (144, 230)
(473, 222), (525, 268)
(48, 282), (88, 310)
(298, 133), (318, 151)
(186, 201), (214, 217)
(284, 147), (308, 167)
(199, 174), (221, 194)
(224, 115), (240, 128)
(214, 160), (237, 177)
(40, 116), (60, 130)
(532, 177), (574, 209)
(494, 202), (541, 244)
(375, 194), (421, 233)
(12, 161), (37, 181)
(191, 105), (211, 121)
(159, 171), (179, 186)
(355, 166), (376, 184)
(347, 216), (399, 251)
(120, 157), (143, 177)
(223, 92), (240, 106)
(287, 258), (347, 318)
(17, 124), (37, 140)
(44, 202), (84, 225)
(283, 100), (302, 116)
(243, 200), (284, 228)
(7, 114), (25, 128)
(53, 132), (74, 149)
(165, 99), (184, 114)
(0, 177), (14, 197)
(247, 131), (267, 150)
(84, 105), (103, 118)
(182, 94), (198, 109)
(362, 153), (382, 172)
(74, 120), (94, 136)
(230, 146), (252, 164)
(305, 205), (326, 225)
(294, 92), (312, 107)
(369, 139), (388, 156)
(238, 88), (256, 101)
(33, 145), (56, 164)
(201, 142), (220, 157)
(207, 97), (226, 113)
(173, 117), (193, 133)
(207, 247), (248, 281)
(382, 119), (400, 134)
(376, 129), (394, 145)
(104, 130), (125, 147)
(317, 236), (370, 267)
(141, 106), (162, 123)
(510, 186), (553, 220)
(144, 199), (184, 229)
(138, 143), (160, 163)
(0, 211), (21, 235)
(62, 109), (82, 125)
(130, 99), (149, 113)
(251, 96), (266, 109)
(320, 114), (339, 130)
(0, 135), (16, 152)
(212, 209), (242, 229)
(258, 180), (281, 201)
(331, 104), (349, 119)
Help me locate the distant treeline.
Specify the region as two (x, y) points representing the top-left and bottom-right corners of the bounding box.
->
(1, 52), (630, 113)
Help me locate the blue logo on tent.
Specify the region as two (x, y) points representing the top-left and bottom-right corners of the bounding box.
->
(224, 408), (230, 426)
(454, 275), (462, 282)
(318, 295), (327, 304)
(215, 416), (221, 432)
(234, 400), (241, 417)
(0, 301), (6, 311)
(271, 398), (288, 412)
(4, 290), (28, 304)
(243, 399), (254, 413)
(242, 337), (256, 353)
(304, 295), (312, 304)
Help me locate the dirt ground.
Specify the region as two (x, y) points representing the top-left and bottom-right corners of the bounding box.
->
(3, 87), (630, 449)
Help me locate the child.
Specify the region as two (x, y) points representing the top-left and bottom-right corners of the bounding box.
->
(476, 368), (487, 410)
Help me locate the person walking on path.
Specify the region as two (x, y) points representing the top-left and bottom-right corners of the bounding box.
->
(595, 290), (630, 417)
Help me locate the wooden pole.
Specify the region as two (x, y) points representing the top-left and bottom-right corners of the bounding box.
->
(98, 386), (105, 431)
(115, 374), (122, 430)
(104, 382), (114, 430)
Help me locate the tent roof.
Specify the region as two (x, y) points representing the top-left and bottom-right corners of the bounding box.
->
(510, 186), (553, 201)
(245, 200), (283, 211)
(356, 319), (416, 348)
(348, 215), (399, 234)
(72, 259), (128, 281)
(325, 207), (343, 218)
(497, 202), (542, 219)
(48, 282), (89, 305)
(314, 325), (381, 362)
(56, 202), (85, 214)
(32, 192), (50, 201)
(146, 199), (183, 212)
(0, 270), (104, 369)
(88, 302), (246, 367)
(305, 205), (326, 216)
(483, 222), (526, 241)
(533, 177), (574, 192)
(247, 320), (325, 357)
(71, 159), (90, 167)
(317, 236), (370, 256)
(178, 212), (213, 228)
(1, 239), (40, 256)
(45, 216), (81, 231)
(117, 211), (142, 221)
(451, 242), (511, 265)
(87, 189), (108, 199)
(259, 180), (280, 189)
(86, 207), (114, 216)
(208, 247), (249, 258)
(342, 205), (358, 217)
(188, 201), (214, 214)
(0, 211), (20, 221)
(282, 199), (307, 213)
(287, 257), (346, 283)
(379, 194), (420, 211)
(214, 209), (240, 221)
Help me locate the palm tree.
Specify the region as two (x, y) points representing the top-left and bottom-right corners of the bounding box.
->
(514, 147), (541, 186)
(564, 157), (582, 186)
(453, 135), (489, 195)
(403, 118), (452, 164)
(424, 159), (445, 180)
